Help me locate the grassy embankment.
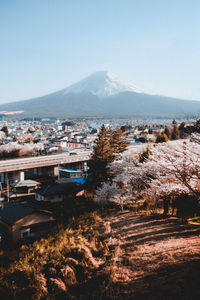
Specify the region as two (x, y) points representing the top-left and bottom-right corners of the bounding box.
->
(0, 208), (200, 300)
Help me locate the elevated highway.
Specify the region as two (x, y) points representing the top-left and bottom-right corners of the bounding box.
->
(0, 152), (91, 173)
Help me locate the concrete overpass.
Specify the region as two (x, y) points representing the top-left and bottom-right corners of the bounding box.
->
(0, 152), (91, 183)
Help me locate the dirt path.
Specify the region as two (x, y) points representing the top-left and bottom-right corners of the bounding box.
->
(99, 210), (200, 299)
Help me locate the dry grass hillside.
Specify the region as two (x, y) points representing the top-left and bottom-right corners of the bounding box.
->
(0, 209), (200, 299)
(92, 210), (200, 300)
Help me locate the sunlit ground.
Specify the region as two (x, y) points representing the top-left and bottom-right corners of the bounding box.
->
(97, 211), (200, 299)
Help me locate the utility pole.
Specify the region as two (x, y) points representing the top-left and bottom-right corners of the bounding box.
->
(7, 178), (9, 202)
(58, 164), (60, 183)
(0, 182), (2, 200)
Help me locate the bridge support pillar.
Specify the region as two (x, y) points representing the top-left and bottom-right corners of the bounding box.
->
(38, 168), (43, 176)
(0, 173), (4, 184)
(54, 166), (59, 177)
(13, 171), (24, 182)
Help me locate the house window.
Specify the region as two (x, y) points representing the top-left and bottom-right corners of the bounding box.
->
(21, 231), (29, 238)
(20, 228), (34, 238)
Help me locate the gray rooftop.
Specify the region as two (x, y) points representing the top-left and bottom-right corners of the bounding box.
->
(0, 202), (34, 225)
(35, 181), (81, 196)
(10, 180), (40, 188)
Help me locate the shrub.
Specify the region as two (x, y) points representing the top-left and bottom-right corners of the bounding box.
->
(0, 212), (106, 299)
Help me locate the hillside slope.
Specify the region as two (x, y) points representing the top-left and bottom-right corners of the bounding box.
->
(0, 210), (200, 299)
(93, 210), (200, 299)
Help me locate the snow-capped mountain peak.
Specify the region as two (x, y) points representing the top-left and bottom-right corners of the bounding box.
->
(63, 71), (144, 98)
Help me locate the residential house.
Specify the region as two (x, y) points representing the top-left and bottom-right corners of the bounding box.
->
(35, 181), (82, 203)
(0, 202), (55, 243)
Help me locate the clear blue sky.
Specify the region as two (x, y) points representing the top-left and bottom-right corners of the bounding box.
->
(1, 0), (200, 103)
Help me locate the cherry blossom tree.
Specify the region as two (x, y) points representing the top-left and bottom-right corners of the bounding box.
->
(95, 145), (143, 208)
(95, 137), (200, 212)
(0, 142), (44, 158)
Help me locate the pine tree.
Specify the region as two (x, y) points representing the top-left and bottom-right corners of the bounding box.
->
(112, 128), (127, 154)
(91, 125), (115, 163)
(179, 122), (185, 131)
(156, 132), (168, 143)
(107, 126), (114, 148)
(1, 126), (9, 137)
(171, 124), (180, 140)
(172, 119), (177, 125)
(164, 126), (170, 139)
(88, 125), (115, 187)
(88, 125), (127, 188)
(120, 124), (132, 132)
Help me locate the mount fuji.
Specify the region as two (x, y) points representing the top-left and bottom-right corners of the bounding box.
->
(62, 71), (144, 98)
(1, 71), (200, 118)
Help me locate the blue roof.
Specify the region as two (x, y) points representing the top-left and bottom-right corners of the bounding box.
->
(60, 169), (83, 173)
(73, 177), (86, 184)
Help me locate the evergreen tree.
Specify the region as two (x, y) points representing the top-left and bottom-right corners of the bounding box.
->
(107, 126), (114, 147)
(179, 122), (186, 138)
(120, 124), (132, 132)
(88, 125), (127, 188)
(179, 122), (185, 131)
(172, 119), (177, 125)
(171, 124), (180, 140)
(164, 126), (170, 139)
(88, 125), (115, 187)
(1, 126), (9, 137)
(112, 128), (127, 154)
(156, 132), (168, 143)
(194, 119), (200, 133)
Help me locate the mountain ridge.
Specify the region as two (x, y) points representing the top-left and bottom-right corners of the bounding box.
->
(62, 71), (144, 98)
(0, 71), (200, 118)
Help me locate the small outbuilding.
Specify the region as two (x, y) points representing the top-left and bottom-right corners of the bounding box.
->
(10, 180), (40, 194)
